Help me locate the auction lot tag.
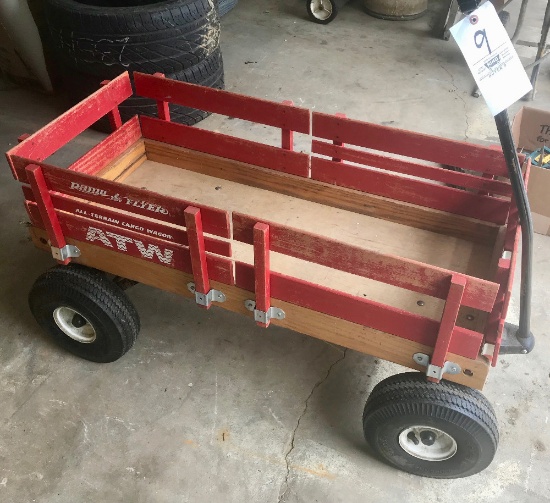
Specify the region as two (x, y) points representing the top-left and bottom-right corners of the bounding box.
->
(450, 2), (532, 116)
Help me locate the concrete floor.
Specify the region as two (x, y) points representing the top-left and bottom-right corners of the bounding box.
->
(1, 1), (550, 501)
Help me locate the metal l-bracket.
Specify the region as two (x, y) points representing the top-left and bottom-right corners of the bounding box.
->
(413, 353), (461, 380)
(244, 300), (285, 324)
(51, 244), (80, 261)
(187, 282), (226, 307)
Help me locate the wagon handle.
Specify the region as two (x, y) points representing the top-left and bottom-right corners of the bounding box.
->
(455, 0), (535, 355)
(494, 110), (535, 354)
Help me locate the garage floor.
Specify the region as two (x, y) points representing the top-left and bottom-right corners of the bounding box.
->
(1, 1), (549, 501)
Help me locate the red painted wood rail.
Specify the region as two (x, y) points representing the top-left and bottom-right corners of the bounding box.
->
(26, 165), (70, 265)
(152, 73), (171, 121)
(68, 116), (142, 177)
(140, 116), (310, 177)
(6, 73), (132, 181)
(133, 72), (310, 134)
(185, 207), (212, 308)
(310, 156), (509, 225)
(312, 140), (513, 197)
(312, 111), (510, 177)
(13, 162), (231, 238)
(332, 112), (346, 162)
(281, 101), (295, 151)
(100, 79), (123, 131)
(253, 223), (271, 327)
(232, 212), (499, 312)
(234, 262), (483, 359)
(427, 274), (466, 383)
(23, 188), (232, 257)
(25, 202), (234, 285)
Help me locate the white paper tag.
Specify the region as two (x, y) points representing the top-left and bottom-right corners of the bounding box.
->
(450, 2), (532, 116)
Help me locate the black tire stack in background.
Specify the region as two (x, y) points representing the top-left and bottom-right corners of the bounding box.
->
(44, 0), (225, 131)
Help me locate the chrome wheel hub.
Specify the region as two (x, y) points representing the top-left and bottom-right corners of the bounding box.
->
(53, 307), (96, 343)
(398, 425), (457, 461)
(310, 0), (333, 20)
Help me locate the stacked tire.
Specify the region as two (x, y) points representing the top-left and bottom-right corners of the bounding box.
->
(44, 0), (224, 130)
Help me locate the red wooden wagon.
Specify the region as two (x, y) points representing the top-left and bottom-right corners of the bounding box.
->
(5, 72), (531, 478)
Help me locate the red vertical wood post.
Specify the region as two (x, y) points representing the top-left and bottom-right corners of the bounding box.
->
(254, 223), (271, 327)
(478, 173), (495, 196)
(100, 80), (123, 131)
(281, 100), (294, 151)
(184, 206), (211, 308)
(332, 112), (346, 162)
(427, 274), (466, 383)
(17, 134), (30, 143)
(26, 164), (70, 265)
(153, 73), (171, 121)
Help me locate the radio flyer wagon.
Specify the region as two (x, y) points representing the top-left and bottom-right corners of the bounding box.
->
(5, 71), (535, 478)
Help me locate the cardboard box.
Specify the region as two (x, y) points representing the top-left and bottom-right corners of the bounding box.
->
(512, 106), (550, 236)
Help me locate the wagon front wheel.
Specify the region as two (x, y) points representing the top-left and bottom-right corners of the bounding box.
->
(362, 372), (499, 478)
(29, 264), (140, 362)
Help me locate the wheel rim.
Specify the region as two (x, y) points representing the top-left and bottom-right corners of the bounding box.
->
(398, 425), (457, 461)
(53, 307), (97, 343)
(310, 0), (333, 21)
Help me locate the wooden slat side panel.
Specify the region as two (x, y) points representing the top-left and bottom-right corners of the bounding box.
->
(312, 112), (509, 177)
(28, 208), (233, 285)
(28, 226), (491, 389)
(18, 162), (230, 238)
(133, 72), (310, 133)
(312, 141), (513, 197)
(23, 190), (232, 257)
(232, 212), (499, 312)
(311, 157), (509, 225)
(6, 73), (133, 177)
(235, 262), (483, 359)
(69, 116), (142, 176)
(144, 140), (500, 245)
(140, 117), (309, 177)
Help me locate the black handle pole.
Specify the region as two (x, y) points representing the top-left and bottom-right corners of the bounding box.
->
(494, 110), (535, 353)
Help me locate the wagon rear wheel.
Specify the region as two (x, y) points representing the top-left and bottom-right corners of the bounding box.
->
(362, 372), (499, 478)
(29, 264), (140, 362)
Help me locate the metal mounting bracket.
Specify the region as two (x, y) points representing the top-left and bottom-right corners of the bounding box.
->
(244, 300), (286, 324)
(51, 244), (80, 261)
(187, 282), (226, 307)
(498, 321), (535, 354)
(413, 353), (461, 380)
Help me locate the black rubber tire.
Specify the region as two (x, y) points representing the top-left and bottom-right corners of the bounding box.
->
(362, 372), (499, 479)
(44, 0), (220, 79)
(218, 0), (237, 16)
(29, 264), (140, 363)
(58, 47), (224, 132)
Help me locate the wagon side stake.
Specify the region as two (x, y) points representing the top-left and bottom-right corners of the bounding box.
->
(184, 206), (226, 309)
